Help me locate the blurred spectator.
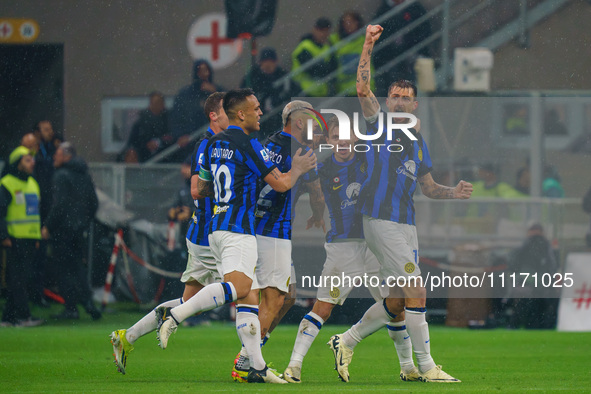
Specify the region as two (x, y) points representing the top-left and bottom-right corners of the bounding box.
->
(468, 163), (526, 218)
(542, 165), (564, 198)
(32, 120), (60, 224)
(168, 59), (224, 162)
(20, 131), (48, 307)
(544, 108), (568, 135)
(42, 142), (101, 321)
(121, 91), (174, 163)
(0, 147), (43, 327)
(508, 223), (559, 329)
(168, 156), (193, 241)
(291, 17), (338, 97)
(472, 163), (526, 198)
(514, 166), (530, 195)
(31, 121), (62, 308)
(329, 11), (374, 96)
(373, 0), (432, 96)
(504, 106), (528, 135)
(242, 47), (299, 138)
(21, 132), (40, 156)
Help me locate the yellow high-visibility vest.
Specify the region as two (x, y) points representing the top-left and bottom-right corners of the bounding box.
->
(0, 174), (41, 239)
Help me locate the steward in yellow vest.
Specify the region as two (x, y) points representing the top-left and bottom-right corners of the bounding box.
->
(291, 17), (338, 97)
(329, 11), (375, 96)
(0, 146), (43, 327)
(1, 149), (41, 240)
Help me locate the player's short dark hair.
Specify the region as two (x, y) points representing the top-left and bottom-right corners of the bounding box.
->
(388, 80), (418, 98)
(203, 92), (225, 120)
(325, 114), (355, 141)
(223, 88), (255, 120)
(325, 115), (339, 138)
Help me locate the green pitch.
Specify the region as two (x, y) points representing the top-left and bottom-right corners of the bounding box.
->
(1, 305), (590, 393)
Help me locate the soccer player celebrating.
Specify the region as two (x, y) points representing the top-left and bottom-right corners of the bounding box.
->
(282, 117), (417, 383)
(110, 92), (228, 374)
(232, 100), (325, 382)
(156, 89), (316, 384)
(328, 25), (472, 383)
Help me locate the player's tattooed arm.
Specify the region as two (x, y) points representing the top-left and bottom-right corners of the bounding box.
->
(268, 168), (280, 180)
(306, 179), (326, 231)
(419, 173), (473, 200)
(357, 25), (384, 118)
(195, 177), (214, 199)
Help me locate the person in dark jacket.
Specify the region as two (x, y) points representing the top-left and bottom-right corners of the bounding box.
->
(122, 91), (174, 163)
(168, 59), (225, 162)
(32, 119), (61, 224)
(241, 47), (299, 139)
(372, 0), (432, 96)
(0, 147), (44, 327)
(42, 142), (101, 320)
(508, 224), (559, 329)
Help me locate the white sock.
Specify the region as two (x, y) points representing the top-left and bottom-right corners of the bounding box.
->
(126, 298), (182, 344)
(341, 300), (395, 349)
(236, 304), (265, 370)
(288, 311), (324, 368)
(387, 320), (415, 372)
(169, 282), (236, 323)
(405, 307), (436, 373)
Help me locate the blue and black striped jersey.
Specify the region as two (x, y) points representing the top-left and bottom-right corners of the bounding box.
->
(255, 131), (318, 240)
(200, 125), (276, 235)
(319, 153), (366, 242)
(361, 117), (433, 225)
(186, 128), (214, 246)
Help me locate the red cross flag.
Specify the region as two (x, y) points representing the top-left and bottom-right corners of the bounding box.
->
(0, 21), (13, 40)
(557, 253), (591, 331)
(186, 13), (243, 69)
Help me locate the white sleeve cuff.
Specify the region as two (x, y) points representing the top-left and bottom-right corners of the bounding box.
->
(364, 109), (381, 124)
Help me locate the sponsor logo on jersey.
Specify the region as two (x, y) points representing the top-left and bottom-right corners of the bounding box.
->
(346, 182), (361, 200)
(341, 182), (361, 210)
(396, 160), (417, 180)
(213, 205), (229, 215)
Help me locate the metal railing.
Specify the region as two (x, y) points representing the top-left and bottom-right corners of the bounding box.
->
(91, 162), (588, 250)
(90, 163), (183, 224)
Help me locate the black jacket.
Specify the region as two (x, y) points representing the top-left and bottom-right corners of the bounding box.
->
(126, 108), (171, 162)
(34, 139), (58, 223)
(241, 65), (299, 138)
(45, 157), (98, 236)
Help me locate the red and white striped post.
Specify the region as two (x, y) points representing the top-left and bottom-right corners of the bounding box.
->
(101, 229), (123, 311)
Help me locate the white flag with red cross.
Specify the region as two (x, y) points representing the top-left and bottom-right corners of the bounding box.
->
(557, 253), (591, 331)
(186, 13), (243, 69)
